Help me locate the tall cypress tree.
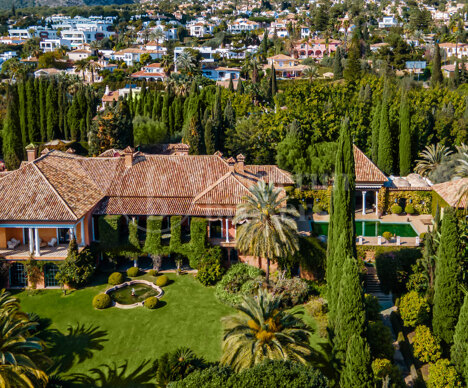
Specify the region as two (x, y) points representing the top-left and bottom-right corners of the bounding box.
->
(26, 78), (39, 142)
(326, 118), (356, 328)
(224, 99), (235, 130)
(399, 92), (411, 176)
(333, 47), (343, 80)
(334, 254), (366, 360)
(271, 64), (277, 96)
(17, 80), (28, 146)
(433, 208), (463, 346)
(377, 85), (393, 175)
(67, 97), (81, 140)
(212, 87), (224, 150)
(237, 80), (244, 94)
(46, 80), (59, 140)
(228, 77), (234, 92)
(204, 118), (215, 154)
(187, 114), (202, 155)
(453, 61), (461, 87)
(432, 43), (443, 87)
(343, 34), (361, 82)
(370, 102), (381, 164)
(161, 93), (170, 130)
(451, 293), (468, 377)
(2, 86), (23, 170)
(39, 79), (47, 142)
(340, 334), (374, 388)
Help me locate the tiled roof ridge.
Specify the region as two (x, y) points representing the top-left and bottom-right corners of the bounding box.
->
(353, 144), (387, 182)
(30, 161), (78, 220)
(193, 171), (251, 203)
(246, 164), (292, 181)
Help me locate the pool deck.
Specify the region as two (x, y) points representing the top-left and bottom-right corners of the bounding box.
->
(298, 212), (433, 247)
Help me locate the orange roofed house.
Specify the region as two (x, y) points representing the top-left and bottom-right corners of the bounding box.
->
(0, 145), (293, 288)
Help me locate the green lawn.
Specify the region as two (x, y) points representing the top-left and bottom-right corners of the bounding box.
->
(15, 272), (234, 380)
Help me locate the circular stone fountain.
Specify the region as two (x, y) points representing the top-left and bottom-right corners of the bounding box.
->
(105, 280), (164, 309)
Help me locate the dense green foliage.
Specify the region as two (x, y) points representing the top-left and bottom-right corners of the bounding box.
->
(340, 334), (374, 388)
(126, 267), (140, 277)
(215, 264), (263, 306)
(451, 293), (468, 379)
(196, 246), (224, 286)
(413, 325), (442, 363)
(55, 238), (95, 288)
(399, 290), (430, 328)
(145, 296), (159, 309)
(156, 274), (169, 287)
(108, 272), (124, 285)
(171, 360), (328, 388)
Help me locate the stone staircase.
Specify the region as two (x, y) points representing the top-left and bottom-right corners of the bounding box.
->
(365, 266), (393, 305)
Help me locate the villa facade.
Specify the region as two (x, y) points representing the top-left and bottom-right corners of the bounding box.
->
(0, 145), (293, 288)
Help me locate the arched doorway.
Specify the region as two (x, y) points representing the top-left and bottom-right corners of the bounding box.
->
(10, 262), (27, 287)
(44, 263), (59, 287)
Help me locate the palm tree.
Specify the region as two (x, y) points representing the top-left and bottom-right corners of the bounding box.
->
(233, 180), (299, 282)
(415, 143), (453, 177)
(85, 60), (100, 83)
(175, 51), (197, 76)
(221, 290), (314, 371)
(303, 65), (318, 83)
(0, 290), (50, 388)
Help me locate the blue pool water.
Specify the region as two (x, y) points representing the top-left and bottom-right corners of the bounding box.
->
(311, 221), (418, 237)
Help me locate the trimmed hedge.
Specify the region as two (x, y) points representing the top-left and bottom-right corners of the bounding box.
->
(145, 296), (159, 309)
(93, 294), (111, 309)
(144, 216), (163, 254)
(127, 267), (140, 277)
(156, 274), (169, 287)
(379, 188), (432, 215)
(390, 204), (403, 214)
(148, 269), (158, 276)
(108, 272), (124, 285)
(99, 215), (122, 252)
(170, 216), (182, 252)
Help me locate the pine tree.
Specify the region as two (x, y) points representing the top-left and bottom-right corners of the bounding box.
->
(399, 92), (411, 176)
(204, 118), (215, 154)
(340, 334), (374, 388)
(433, 208), (463, 346)
(46, 80), (59, 140)
(344, 34), (362, 82)
(237, 80), (244, 94)
(370, 102), (381, 164)
(26, 78), (40, 142)
(451, 293), (468, 377)
(326, 118), (356, 327)
(431, 43), (443, 87)
(377, 85), (393, 175)
(334, 255), (366, 360)
(333, 47), (343, 79)
(271, 64), (277, 96)
(2, 86), (23, 170)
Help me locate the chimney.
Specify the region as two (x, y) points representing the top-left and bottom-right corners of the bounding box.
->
(236, 154), (245, 173)
(123, 146), (134, 168)
(25, 144), (37, 162)
(226, 157), (236, 172)
(214, 151), (223, 158)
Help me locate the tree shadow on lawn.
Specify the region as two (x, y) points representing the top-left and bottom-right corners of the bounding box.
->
(41, 323), (109, 375)
(50, 359), (157, 388)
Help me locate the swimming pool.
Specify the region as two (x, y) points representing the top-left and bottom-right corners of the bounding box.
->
(311, 220), (418, 237)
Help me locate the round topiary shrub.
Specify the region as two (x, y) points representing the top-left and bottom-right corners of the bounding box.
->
(382, 231), (393, 242)
(93, 294), (111, 309)
(108, 272), (124, 285)
(405, 204), (415, 214)
(145, 296), (159, 309)
(127, 267), (140, 277)
(399, 290), (430, 328)
(391, 204), (403, 214)
(155, 274), (169, 287)
(148, 269), (158, 277)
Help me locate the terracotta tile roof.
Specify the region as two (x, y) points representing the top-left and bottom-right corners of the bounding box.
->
(432, 178), (468, 208)
(353, 145), (387, 183)
(0, 151), (293, 221)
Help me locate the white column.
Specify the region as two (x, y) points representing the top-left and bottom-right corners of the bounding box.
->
(226, 219), (230, 243)
(28, 228), (34, 254)
(362, 191), (367, 215)
(207, 221), (211, 238)
(397, 236), (401, 246)
(34, 228), (40, 257)
(375, 190), (379, 216)
(81, 220), (85, 246)
(378, 235), (382, 245)
(69, 227), (74, 241)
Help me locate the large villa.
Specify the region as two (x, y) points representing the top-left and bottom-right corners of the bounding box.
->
(0, 143), (464, 289)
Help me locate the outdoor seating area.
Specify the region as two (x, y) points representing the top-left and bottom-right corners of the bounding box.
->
(0, 244), (70, 260)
